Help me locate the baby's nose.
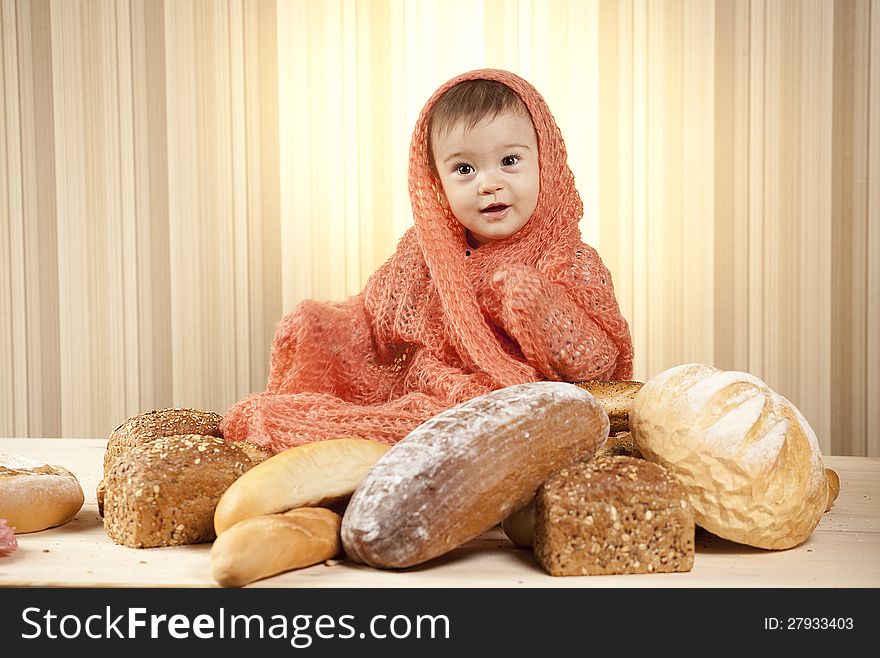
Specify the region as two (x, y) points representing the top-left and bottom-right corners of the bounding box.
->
(478, 178), (503, 194)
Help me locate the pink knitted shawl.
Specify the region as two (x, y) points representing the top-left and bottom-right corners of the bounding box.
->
(221, 69), (633, 452)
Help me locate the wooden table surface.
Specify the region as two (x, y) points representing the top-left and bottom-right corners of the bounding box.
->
(0, 438), (878, 588)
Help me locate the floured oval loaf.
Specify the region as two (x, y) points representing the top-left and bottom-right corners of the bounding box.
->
(630, 363), (827, 550)
(214, 438), (391, 535)
(0, 453), (85, 533)
(340, 381), (609, 568)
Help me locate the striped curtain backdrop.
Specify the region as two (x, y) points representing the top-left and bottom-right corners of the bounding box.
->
(0, 0), (877, 455)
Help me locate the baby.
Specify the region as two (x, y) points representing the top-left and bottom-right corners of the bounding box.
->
(221, 69), (633, 452)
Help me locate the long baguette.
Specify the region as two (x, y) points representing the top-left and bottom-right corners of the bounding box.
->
(210, 507), (341, 587)
(214, 438), (390, 535)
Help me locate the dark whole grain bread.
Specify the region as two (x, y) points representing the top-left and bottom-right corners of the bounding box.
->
(102, 434), (271, 548)
(534, 455), (694, 576)
(97, 408), (224, 517)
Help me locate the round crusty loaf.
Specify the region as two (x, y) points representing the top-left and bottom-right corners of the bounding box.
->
(630, 363), (826, 550)
(341, 381), (609, 568)
(0, 453), (85, 533)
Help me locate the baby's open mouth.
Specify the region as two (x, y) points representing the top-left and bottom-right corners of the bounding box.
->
(481, 203), (510, 214)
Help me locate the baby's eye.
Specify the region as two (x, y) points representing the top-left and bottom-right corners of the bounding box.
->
(501, 155), (520, 167)
(455, 164), (474, 175)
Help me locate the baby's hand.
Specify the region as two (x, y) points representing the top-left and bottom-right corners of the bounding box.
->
(490, 264), (547, 314)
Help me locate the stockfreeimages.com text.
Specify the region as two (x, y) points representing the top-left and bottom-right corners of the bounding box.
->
(21, 606), (450, 647)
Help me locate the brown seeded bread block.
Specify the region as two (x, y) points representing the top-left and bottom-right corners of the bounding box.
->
(104, 408), (223, 477)
(102, 434), (270, 548)
(573, 381), (643, 434)
(97, 408), (223, 516)
(534, 455), (694, 576)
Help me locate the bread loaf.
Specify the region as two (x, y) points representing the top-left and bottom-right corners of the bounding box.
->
(104, 408), (223, 476)
(102, 435), (270, 548)
(630, 363), (827, 550)
(98, 408), (223, 516)
(595, 430), (641, 459)
(501, 498), (536, 548)
(211, 507), (341, 587)
(0, 454), (84, 533)
(214, 438), (390, 535)
(341, 381), (609, 569)
(534, 456), (694, 576)
(825, 468), (840, 511)
(502, 430), (643, 548)
(573, 380), (643, 433)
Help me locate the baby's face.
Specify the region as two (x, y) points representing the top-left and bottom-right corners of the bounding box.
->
(431, 111), (539, 246)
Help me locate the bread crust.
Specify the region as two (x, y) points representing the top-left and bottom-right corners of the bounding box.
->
(573, 380), (643, 433)
(214, 438), (390, 535)
(102, 435), (270, 548)
(0, 454), (84, 533)
(631, 363), (827, 550)
(104, 408), (223, 477)
(340, 382), (609, 568)
(211, 507), (341, 587)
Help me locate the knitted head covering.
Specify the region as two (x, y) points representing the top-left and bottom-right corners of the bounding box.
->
(220, 69), (633, 452)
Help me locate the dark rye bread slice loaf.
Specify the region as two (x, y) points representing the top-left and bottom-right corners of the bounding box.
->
(534, 455), (695, 576)
(573, 380), (643, 434)
(340, 382), (609, 569)
(102, 435), (271, 548)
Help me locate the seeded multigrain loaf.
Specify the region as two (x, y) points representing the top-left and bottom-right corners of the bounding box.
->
(102, 435), (270, 548)
(573, 381), (643, 434)
(104, 408), (223, 477)
(97, 408), (223, 516)
(534, 455), (694, 576)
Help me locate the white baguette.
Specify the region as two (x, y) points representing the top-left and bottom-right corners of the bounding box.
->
(210, 507), (341, 587)
(0, 453), (84, 533)
(213, 438), (390, 535)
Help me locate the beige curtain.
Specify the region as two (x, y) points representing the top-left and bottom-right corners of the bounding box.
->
(1, 0), (877, 456)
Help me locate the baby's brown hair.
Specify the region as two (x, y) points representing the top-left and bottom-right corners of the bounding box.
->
(427, 79), (530, 175)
